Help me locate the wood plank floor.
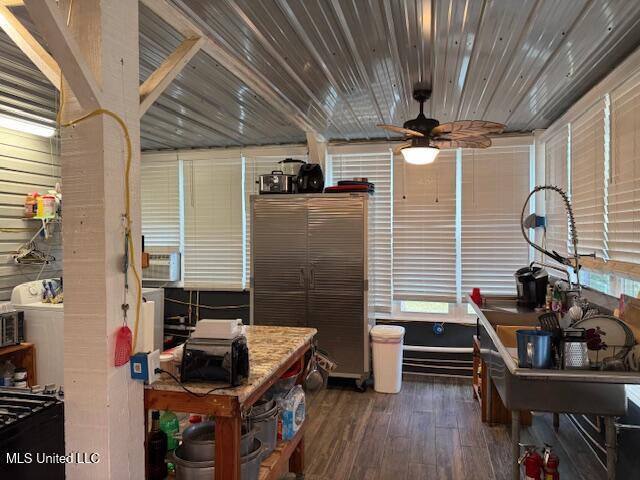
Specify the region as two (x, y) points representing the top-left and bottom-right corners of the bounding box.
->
(302, 377), (605, 480)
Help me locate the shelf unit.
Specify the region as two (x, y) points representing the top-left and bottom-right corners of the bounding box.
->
(472, 335), (531, 425)
(0, 343), (36, 386)
(258, 423), (305, 480)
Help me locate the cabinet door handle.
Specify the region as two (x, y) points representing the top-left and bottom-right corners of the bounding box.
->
(299, 267), (306, 288)
(309, 266), (315, 290)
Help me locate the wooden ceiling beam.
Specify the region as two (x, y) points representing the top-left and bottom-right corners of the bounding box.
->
(139, 36), (204, 117)
(306, 131), (327, 169)
(23, 0), (103, 110)
(140, 0), (316, 134)
(0, 4), (61, 88)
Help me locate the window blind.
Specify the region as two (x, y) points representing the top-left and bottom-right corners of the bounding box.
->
(183, 153), (243, 289)
(328, 148), (393, 312)
(544, 127), (570, 264)
(243, 148), (307, 289)
(461, 146), (531, 296)
(393, 150), (457, 301)
(570, 100), (606, 259)
(610, 73), (640, 264)
(141, 156), (180, 248)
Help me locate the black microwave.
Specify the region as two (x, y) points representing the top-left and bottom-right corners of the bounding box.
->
(1, 310), (24, 347)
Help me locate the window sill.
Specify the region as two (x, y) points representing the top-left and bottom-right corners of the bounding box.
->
(376, 310), (476, 324)
(628, 385), (640, 407)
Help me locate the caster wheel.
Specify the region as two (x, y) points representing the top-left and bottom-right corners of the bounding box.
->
(355, 380), (367, 392)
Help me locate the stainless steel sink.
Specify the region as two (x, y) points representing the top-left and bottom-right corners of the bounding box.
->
(471, 297), (630, 416)
(481, 309), (540, 328)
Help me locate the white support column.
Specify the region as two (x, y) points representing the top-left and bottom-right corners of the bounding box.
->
(30, 1), (143, 478)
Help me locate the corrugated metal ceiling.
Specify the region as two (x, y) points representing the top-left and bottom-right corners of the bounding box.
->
(0, 10), (56, 126)
(139, 3), (304, 150)
(3, 1), (640, 150)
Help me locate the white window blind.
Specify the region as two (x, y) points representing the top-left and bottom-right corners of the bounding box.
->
(243, 148), (307, 289)
(461, 146), (531, 296)
(141, 156), (180, 248)
(544, 127), (570, 263)
(328, 148), (393, 312)
(393, 150), (457, 301)
(610, 73), (640, 264)
(183, 153), (243, 289)
(570, 100), (606, 259)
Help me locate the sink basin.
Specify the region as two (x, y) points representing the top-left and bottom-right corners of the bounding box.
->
(474, 296), (628, 416)
(481, 309), (541, 327)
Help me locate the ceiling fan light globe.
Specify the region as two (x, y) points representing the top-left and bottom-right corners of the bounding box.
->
(401, 146), (440, 165)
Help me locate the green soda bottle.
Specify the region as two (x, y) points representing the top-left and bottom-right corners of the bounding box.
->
(159, 410), (180, 451)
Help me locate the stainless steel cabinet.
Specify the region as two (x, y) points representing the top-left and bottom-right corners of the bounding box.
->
(250, 193), (372, 383)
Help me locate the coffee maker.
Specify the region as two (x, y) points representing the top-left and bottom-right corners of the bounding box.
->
(515, 265), (549, 308)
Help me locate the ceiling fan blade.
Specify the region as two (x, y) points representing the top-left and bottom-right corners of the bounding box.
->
(431, 136), (492, 149)
(393, 142), (412, 154)
(431, 120), (505, 138)
(377, 124), (424, 137)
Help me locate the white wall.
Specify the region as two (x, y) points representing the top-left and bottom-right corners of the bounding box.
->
(0, 126), (61, 301)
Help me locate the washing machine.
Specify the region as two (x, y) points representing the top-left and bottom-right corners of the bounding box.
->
(10, 279), (64, 388)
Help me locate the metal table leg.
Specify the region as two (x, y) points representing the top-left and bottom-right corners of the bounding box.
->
(512, 410), (521, 480)
(605, 416), (617, 480)
(553, 412), (560, 431)
(486, 368), (493, 424)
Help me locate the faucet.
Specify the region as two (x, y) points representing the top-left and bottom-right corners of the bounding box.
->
(520, 185), (586, 292)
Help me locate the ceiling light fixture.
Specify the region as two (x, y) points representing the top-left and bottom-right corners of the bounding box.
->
(0, 113), (56, 138)
(401, 145), (440, 165)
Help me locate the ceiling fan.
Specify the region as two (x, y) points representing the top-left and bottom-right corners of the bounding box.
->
(378, 86), (505, 165)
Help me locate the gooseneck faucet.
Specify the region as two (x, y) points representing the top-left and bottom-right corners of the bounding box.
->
(520, 185), (582, 292)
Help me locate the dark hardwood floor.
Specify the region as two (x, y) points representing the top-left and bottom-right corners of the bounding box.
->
(303, 376), (605, 480)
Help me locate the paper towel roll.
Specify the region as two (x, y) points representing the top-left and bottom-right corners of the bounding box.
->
(135, 300), (155, 352)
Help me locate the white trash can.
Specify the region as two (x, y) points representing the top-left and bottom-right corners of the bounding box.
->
(371, 325), (405, 393)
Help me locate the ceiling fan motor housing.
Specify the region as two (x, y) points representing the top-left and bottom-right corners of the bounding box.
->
(404, 87), (439, 135)
(403, 115), (439, 135)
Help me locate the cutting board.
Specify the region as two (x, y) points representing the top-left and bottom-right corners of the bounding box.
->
(619, 294), (640, 342)
(496, 325), (540, 349)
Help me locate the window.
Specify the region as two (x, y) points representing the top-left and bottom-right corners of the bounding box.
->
(393, 150), (457, 302)
(182, 153), (243, 289)
(570, 99), (606, 259)
(140, 140), (534, 298)
(539, 66), (640, 295)
(543, 127), (570, 267)
(609, 71), (640, 265)
(243, 147), (307, 289)
(141, 154), (180, 249)
(461, 146), (531, 296)
(581, 269), (640, 298)
(328, 146), (393, 312)
(400, 301), (449, 314)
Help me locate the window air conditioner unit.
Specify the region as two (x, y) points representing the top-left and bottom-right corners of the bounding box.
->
(143, 251), (181, 282)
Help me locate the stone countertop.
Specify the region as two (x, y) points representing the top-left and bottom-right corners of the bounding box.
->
(146, 325), (316, 403)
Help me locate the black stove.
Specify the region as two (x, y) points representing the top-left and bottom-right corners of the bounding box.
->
(0, 388), (59, 427)
(0, 388), (65, 479)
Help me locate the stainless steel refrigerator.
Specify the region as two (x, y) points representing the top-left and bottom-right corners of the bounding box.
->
(250, 193), (373, 387)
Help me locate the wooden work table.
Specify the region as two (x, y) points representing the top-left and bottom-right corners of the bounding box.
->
(144, 325), (317, 480)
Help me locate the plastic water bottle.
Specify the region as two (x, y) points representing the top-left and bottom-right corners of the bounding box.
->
(2, 361), (15, 387)
(159, 410), (179, 451)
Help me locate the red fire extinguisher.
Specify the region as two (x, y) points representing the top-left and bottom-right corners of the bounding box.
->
(543, 444), (560, 480)
(519, 444), (543, 480)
